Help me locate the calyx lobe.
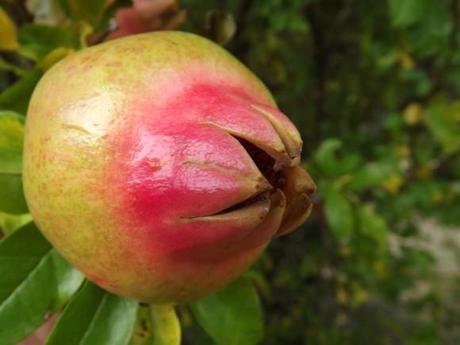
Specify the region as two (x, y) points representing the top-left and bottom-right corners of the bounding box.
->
(184, 89), (316, 237)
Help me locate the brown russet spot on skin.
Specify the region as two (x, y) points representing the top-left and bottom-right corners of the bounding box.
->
(147, 159), (162, 171)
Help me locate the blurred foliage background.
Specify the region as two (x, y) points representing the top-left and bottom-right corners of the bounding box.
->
(1, 0), (459, 344)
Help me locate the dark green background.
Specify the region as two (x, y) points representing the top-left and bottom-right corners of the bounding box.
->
(185, 1), (460, 344)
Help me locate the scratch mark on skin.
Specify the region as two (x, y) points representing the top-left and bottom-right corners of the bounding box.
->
(63, 124), (92, 135)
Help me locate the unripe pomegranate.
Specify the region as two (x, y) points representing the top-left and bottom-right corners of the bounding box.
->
(23, 31), (315, 304)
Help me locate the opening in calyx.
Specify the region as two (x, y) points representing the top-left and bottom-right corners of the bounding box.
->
(187, 96), (316, 237)
(233, 130), (315, 236)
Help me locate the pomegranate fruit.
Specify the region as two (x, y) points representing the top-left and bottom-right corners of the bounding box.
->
(23, 31), (315, 304)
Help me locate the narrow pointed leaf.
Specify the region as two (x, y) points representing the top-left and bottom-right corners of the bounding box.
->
(388, 0), (428, 28)
(357, 205), (388, 252)
(0, 69), (43, 114)
(18, 24), (72, 60)
(0, 112), (28, 214)
(0, 223), (84, 345)
(323, 185), (354, 241)
(0, 7), (18, 50)
(190, 277), (263, 345)
(46, 281), (138, 345)
(150, 305), (181, 345)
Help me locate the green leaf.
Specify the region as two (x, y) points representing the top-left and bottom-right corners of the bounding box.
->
(426, 102), (460, 154)
(405, 0), (452, 57)
(314, 139), (342, 175)
(348, 161), (396, 191)
(150, 305), (181, 345)
(357, 205), (388, 252)
(323, 184), (354, 241)
(0, 57), (26, 75)
(0, 174), (28, 215)
(0, 69), (43, 114)
(190, 276), (263, 345)
(18, 23), (72, 60)
(46, 281), (138, 345)
(0, 212), (32, 236)
(0, 111), (28, 214)
(0, 7), (19, 50)
(0, 222), (84, 345)
(59, 0), (106, 27)
(0, 111), (23, 172)
(388, 0), (431, 28)
(128, 305), (153, 345)
(314, 139), (362, 176)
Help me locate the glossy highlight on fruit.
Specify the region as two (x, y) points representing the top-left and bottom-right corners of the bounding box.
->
(23, 31), (316, 304)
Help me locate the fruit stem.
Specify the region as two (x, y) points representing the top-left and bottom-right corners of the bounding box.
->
(149, 304), (181, 345)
